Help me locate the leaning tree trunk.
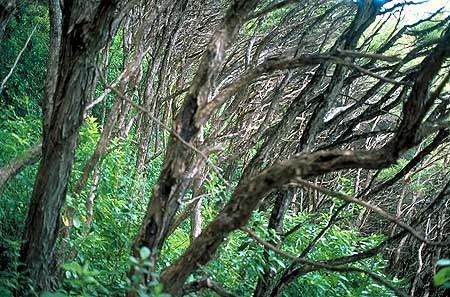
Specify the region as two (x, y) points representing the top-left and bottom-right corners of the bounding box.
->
(19, 0), (132, 293)
(159, 24), (450, 295)
(253, 3), (379, 294)
(253, 190), (295, 297)
(131, 0), (259, 264)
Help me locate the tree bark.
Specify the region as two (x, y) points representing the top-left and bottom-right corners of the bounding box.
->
(159, 25), (450, 295)
(43, 0), (62, 133)
(0, 142), (42, 194)
(131, 0), (259, 263)
(19, 1), (132, 292)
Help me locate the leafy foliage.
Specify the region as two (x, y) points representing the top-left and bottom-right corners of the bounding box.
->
(434, 259), (450, 288)
(1, 1), (449, 296)
(0, 2), (49, 117)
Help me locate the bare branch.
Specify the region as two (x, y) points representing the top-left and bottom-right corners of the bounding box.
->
(184, 275), (236, 297)
(242, 227), (408, 297)
(291, 178), (448, 246)
(0, 25), (37, 94)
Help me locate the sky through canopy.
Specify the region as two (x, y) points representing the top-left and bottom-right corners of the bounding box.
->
(387, 0), (450, 21)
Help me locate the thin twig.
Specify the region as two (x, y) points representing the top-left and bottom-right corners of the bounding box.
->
(184, 275), (236, 297)
(97, 69), (232, 189)
(337, 48), (401, 62)
(291, 178), (449, 247)
(242, 227), (407, 297)
(0, 25), (38, 93)
(331, 57), (409, 85)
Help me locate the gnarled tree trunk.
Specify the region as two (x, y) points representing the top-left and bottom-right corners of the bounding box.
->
(131, 0), (260, 264)
(19, 0), (133, 292)
(159, 24), (450, 295)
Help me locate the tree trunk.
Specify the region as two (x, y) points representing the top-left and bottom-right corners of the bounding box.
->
(131, 0), (259, 263)
(19, 1), (131, 292)
(43, 0), (62, 133)
(253, 190), (295, 297)
(159, 25), (450, 295)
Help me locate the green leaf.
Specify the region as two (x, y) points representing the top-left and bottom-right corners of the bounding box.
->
(139, 247), (151, 260)
(129, 256), (139, 265)
(73, 216), (81, 229)
(62, 262), (82, 274)
(273, 258), (286, 269)
(10, 132), (25, 144)
(85, 276), (98, 284)
(41, 292), (68, 297)
(256, 264), (265, 274)
(66, 194), (73, 205)
(154, 283), (164, 293)
(434, 267), (450, 286)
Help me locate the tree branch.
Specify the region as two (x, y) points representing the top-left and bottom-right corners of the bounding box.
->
(242, 227), (408, 297)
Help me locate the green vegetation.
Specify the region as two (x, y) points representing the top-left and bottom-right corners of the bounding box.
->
(1, 1), (449, 296)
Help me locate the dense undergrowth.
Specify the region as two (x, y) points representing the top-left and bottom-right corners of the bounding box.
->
(1, 110), (401, 296)
(2, 1), (450, 296)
